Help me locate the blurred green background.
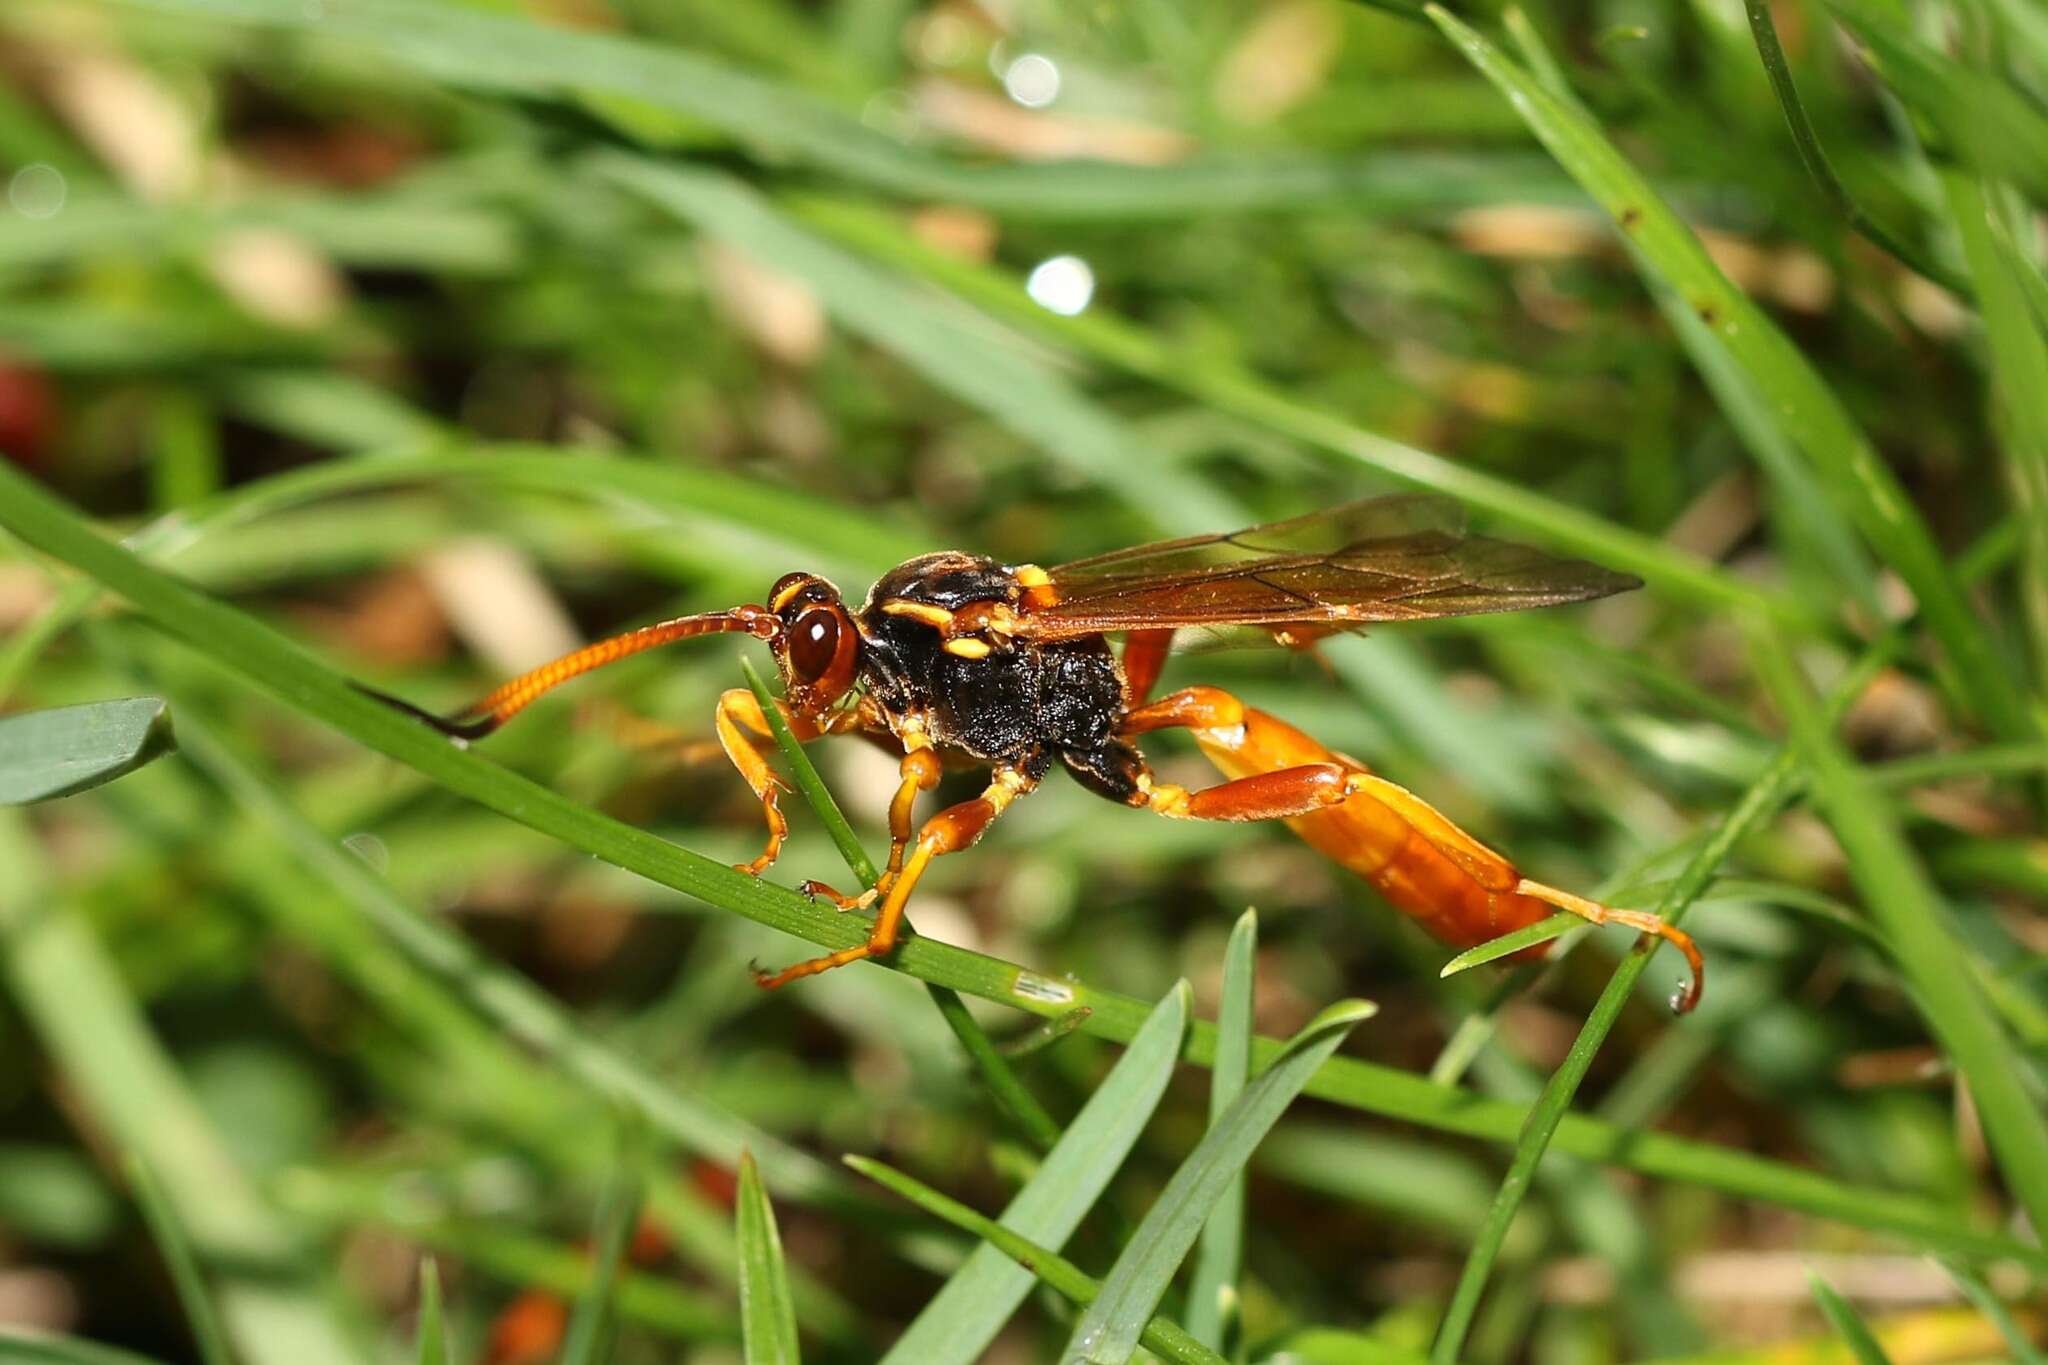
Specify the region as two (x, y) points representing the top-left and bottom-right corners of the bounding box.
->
(0, 0), (2044, 1361)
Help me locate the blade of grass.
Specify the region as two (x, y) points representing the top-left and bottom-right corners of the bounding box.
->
(154, 694), (864, 1214)
(1746, 620), (2048, 1238)
(739, 656), (1062, 1153)
(1832, 11), (2048, 203)
(1064, 999), (1375, 1365)
(1741, 0), (1970, 293)
(0, 698), (176, 804)
(1438, 913), (1580, 977)
(1937, 1259), (2045, 1365)
(924, 986), (1065, 1154)
(1260, 1327), (1431, 1363)
(2, 441), (922, 714)
(0, 813), (360, 1365)
(99, 647), (859, 1340)
(1941, 170), (2048, 687)
(0, 1332), (178, 1365)
(559, 1154), (643, 1365)
(736, 1152), (802, 1365)
(848, 1156), (1226, 1365)
(595, 156), (1235, 532)
(414, 1260), (448, 1365)
(1428, 622), (1936, 1363)
(882, 983), (1191, 1365)
(1422, 520), (2025, 1351)
(1, 465), (2038, 1268)
(788, 194), (1798, 627)
(144, 443), (920, 582)
(1427, 4), (2033, 743)
(125, 1154), (236, 1365)
(1000, 1008), (1094, 1059)
(1185, 908), (1257, 1354)
(0, 185), (521, 278)
(272, 1168), (738, 1342)
(1499, 10), (1892, 625)
(1808, 1271), (1896, 1365)
(110, 0), (1549, 219)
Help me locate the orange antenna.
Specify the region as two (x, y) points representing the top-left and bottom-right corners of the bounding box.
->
(360, 606), (779, 742)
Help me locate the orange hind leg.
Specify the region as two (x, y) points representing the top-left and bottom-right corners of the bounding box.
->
(1122, 686), (1704, 1012)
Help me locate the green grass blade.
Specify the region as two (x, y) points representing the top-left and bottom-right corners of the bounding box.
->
(925, 985), (1066, 1154)
(1937, 1259), (2045, 1365)
(1185, 908), (1257, 1353)
(790, 194), (1794, 626)
(736, 1152), (802, 1365)
(275, 1168), (739, 1342)
(848, 1157), (1225, 1365)
(414, 1260), (448, 1365)
(1746, 621), (2048, 1240)
(157, 701), (858, 1213)
(1437, 913), (1579, 977)
(1430, 750), (1807, 1363)
(1063, 999), (1375, 1365)
(1427, 4), (2033, 743)
(104, 0), (1548, 219)
(1806, 1271), (1895, 1365)
(559, 1158), (643, 1365)
(0, 1331), (179, 1365)
(595, 156), (1235, 532)
(124, 1155), (236, 1365)
(1421, 569), (2004, 1363)
(1741, 0), (1968, 292)
(1832, 12), (2048, 204)
(1942, 171), (2048, 684)
(139, 444), (918, 582)
(1260, 1327), (1431, 1363)
(0, 698), (176, 804)
(999, 1008), (1094, 1058)
(0, 465), (2036, 1268)
(882, 982), (1192, 1365)
(0, 813), (359, 1365)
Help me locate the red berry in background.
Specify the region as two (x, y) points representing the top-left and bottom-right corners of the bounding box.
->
(0, 354), (55, 471)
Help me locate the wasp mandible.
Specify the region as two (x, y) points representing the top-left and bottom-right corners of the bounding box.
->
(367, 495), (1702, 1011)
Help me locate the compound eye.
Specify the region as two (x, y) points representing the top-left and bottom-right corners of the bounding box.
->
(789, 608), (841, 682)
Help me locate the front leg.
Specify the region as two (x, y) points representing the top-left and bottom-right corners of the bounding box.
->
(715, 688), (860, 877)
(756, 764), (1037, 988)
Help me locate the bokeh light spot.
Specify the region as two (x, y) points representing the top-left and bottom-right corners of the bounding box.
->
(1025, 255), (1094, 316)
(1002, 53), (1061, 108)
(8, 164), (66, 220)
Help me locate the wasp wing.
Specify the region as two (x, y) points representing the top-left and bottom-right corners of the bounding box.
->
(1024, 495), (1639, 639)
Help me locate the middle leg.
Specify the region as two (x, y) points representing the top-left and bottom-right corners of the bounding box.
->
(754, 763), (1037, 988)
(799, 737), (943, 910)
